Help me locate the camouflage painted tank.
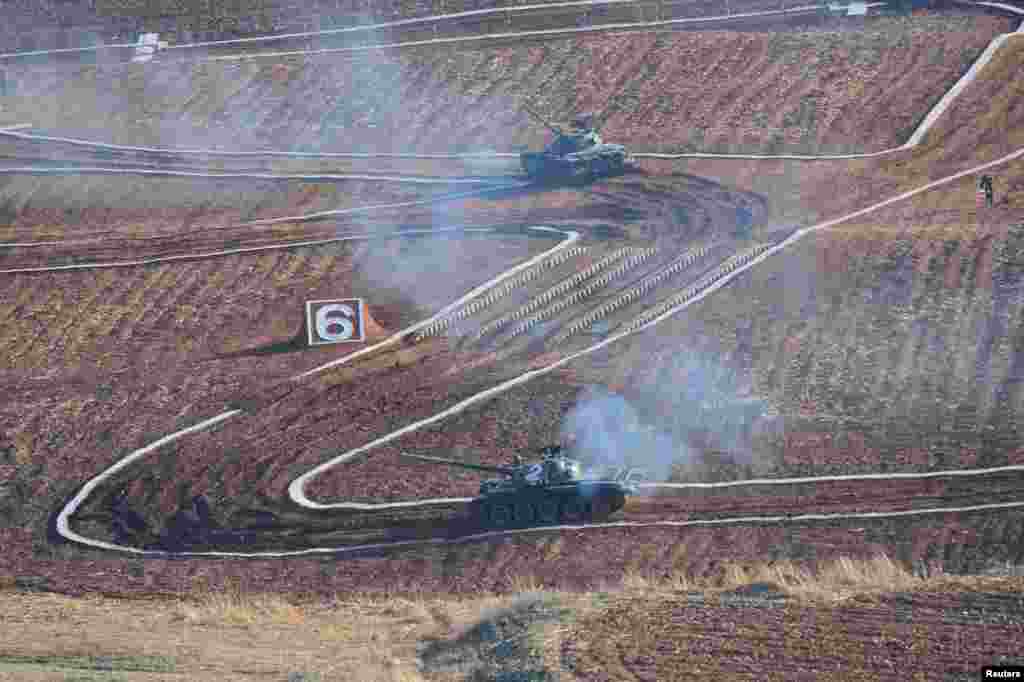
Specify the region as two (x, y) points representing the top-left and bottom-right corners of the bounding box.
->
(402, 446), (640, 528)
(519, 107), (633, 183)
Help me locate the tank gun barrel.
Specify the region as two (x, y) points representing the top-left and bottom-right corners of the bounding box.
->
(400, 452), (515, 476)
(520, 102), (564, 137)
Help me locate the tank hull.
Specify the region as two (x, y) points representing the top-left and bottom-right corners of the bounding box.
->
(520, 146), (632, 183)
(470, 481), (629, 528)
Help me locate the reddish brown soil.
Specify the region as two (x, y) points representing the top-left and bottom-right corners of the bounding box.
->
(0, 14), (1008, 162)
(0, 173), (443, 243)
(562, 584), (1024, 680)
(574, 15), (1012, 154)
(0, 14), (1022, 671)
(5, 511), (1024, 598)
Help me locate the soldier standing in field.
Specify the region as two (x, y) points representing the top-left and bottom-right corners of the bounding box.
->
(979, 174), (994, 208)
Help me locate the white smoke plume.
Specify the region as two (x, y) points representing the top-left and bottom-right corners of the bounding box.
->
(561, 337), (778, 483)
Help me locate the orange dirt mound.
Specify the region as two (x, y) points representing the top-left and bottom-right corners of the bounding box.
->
(362, 306), (389, 341)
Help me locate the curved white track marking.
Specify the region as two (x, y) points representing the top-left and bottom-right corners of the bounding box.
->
(640, 6), (1024, 160)
(0, 128), (517, 159)
(50, 3), (1024, 554)
(0, 1), (1012, 165)
(290, 145), (1024, 512)
(54, 226), (580, 549)
(0, 182), (529, 271)
(53, 148), (1024, 553)
(0, 6), (1011, 163)
(58, 499), (1024, 559)
(2, 4), (1013, 164)
(209, 6), (822, 61)
(959, 0), (1024, 26)
(165, 0), (641, 50)
(0, 42), (138, 60)
(0, 228), (495, 274)
(643, 463), (1024, 490)
(907, 31), (1023, 147)
(0, 167), (502, 184)
(0, 0), (641, 60)
(55, 410), (241, 555)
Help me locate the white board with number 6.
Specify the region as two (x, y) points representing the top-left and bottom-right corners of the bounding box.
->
(306, 298), (365, 345)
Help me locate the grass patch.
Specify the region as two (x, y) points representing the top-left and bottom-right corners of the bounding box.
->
(611, 553), (1021, 605)
(0, 653), (175, 673)
(173, 578), (305, 627)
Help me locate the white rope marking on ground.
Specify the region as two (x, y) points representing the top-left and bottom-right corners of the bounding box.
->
(638, 1), (1024, 160)
(52, 147), (1024, 551)
(554, 242), (716, 343)
(291, 145), (1024, 512)
(0, 128), (520, 158)
(415, 245), (590, 340)
(0, 228), (495, 273)
(54, 225), (579, 551)
(475, 246), (633, 341)
(57, 498), (1024, 559)
(167, 0), (641, 50)
(0, 42), (138, 60)
(55, 411), (241, 554)
(643, 463), (1024, 489)
(0, 182), (528, 271)
(1, 3), (1015, 165)
(0, 125), (520, 157)
(506, 247), (658, 340)
(906, 31), (1023, 147)
(209, 6), (822, 61)
(49, 3), (1024, 554)
(0, 167), (502, 183)
(0, 0), (641, 60)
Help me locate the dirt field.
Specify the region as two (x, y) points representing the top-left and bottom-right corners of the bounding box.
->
(2, 558), (1018, 681)
(0, 14), (1010, 157)
(2, 1), (1024, 679)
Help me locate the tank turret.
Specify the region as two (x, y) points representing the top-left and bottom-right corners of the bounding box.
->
(400, 449), (636, 528)
(519, 104), (633, 183)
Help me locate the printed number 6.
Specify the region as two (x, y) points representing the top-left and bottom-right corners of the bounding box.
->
(316, 303), (355, 341)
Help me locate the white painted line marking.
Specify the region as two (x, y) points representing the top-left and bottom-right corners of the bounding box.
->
(290, 145), (1024, 513)
(0, 167), (504, 184)
(209, 6), (823, 61)
(0, 183), (527, 271)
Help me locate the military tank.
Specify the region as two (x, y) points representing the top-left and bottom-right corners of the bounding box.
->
(519, 106), (633, 183)
(401, 446), (638, 528)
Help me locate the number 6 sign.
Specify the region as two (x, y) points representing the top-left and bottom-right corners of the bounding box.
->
(306, 298), (365, 345)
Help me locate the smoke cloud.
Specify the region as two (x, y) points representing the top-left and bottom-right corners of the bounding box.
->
(562, 335), (778, 483)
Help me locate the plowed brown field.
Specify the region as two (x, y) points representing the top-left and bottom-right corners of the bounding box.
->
(0, 14), (1009, 157)
(2, 4), (1024, 679)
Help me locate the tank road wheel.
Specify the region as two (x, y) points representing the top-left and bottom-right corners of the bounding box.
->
(560, 497), (586, 524)
(513, 501), (536, 526)
(488, 503), (512, 528)
(589, 497), (612, 521)
(590, 158), (611, 179)
(536, 498), (560, 525)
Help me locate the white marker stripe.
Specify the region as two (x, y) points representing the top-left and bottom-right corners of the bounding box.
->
(0, 0), (640, 60)
(0, 167), (501, 184)
(209, 6), (823, 61)
(0, 182), (527, 267)
(290, 146), (1024, 512)
(0, 227), (496, 273)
